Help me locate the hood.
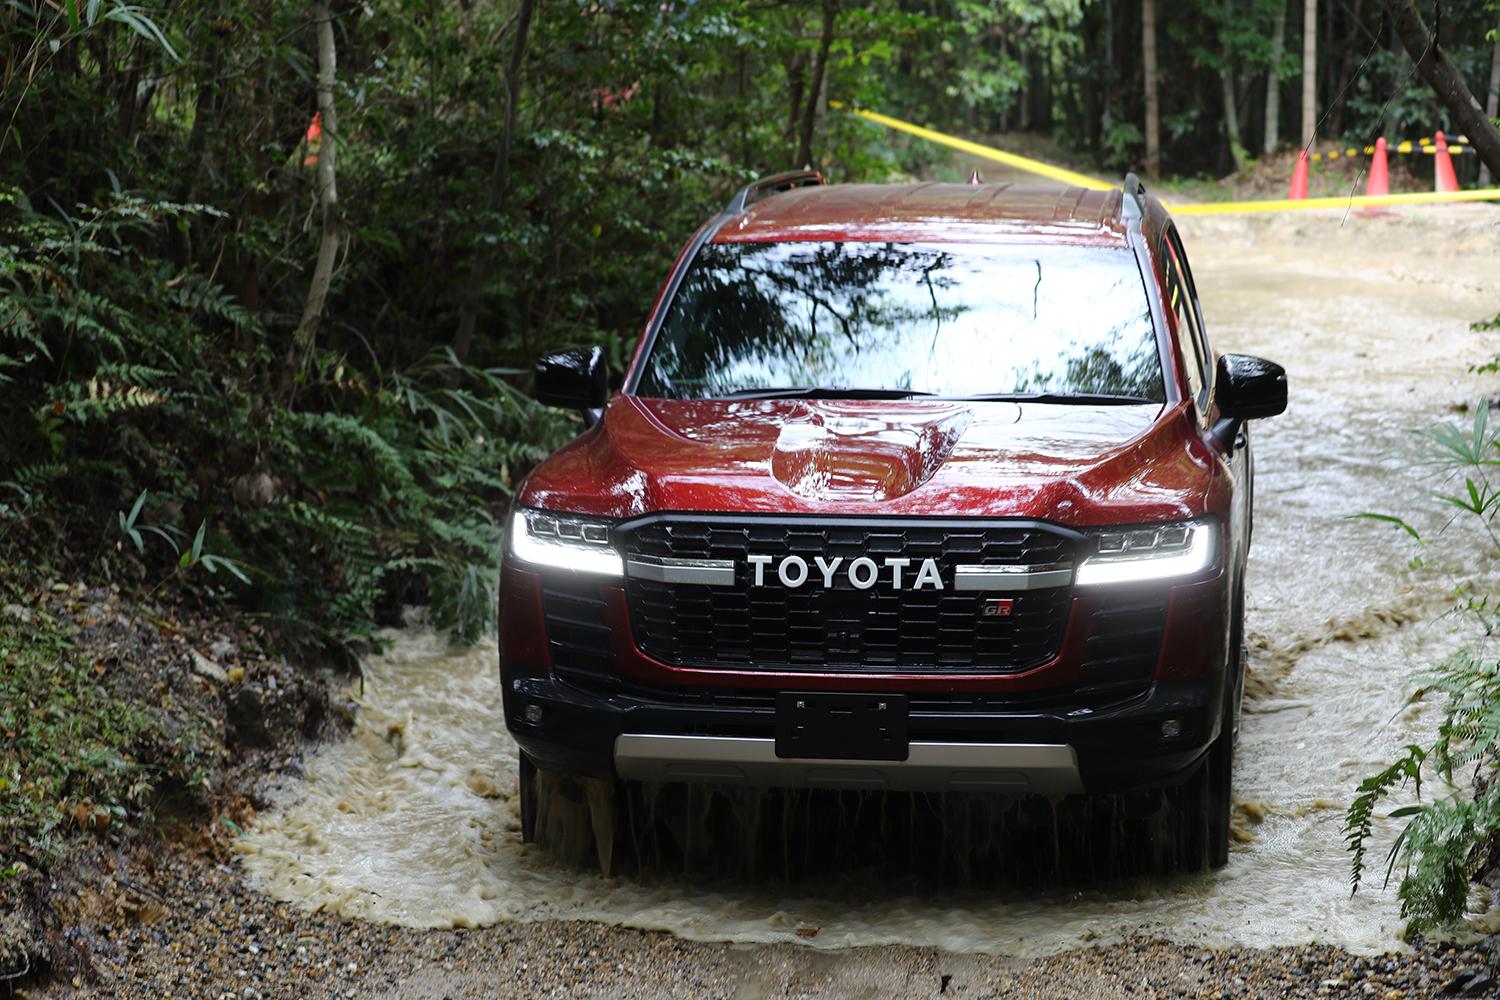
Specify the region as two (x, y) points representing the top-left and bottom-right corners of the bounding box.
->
(520, 396), (1220, 525)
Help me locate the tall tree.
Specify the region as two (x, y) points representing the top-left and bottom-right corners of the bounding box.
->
(1483, 16), (1500, 187)
(1222, 62), (1246, 171)
(452, 0), (536, 363)
(1301, 0), (1316, 146)
(1264, 0), (1286, 153)
(1382, 0), (1500, 178)
(288, 0), (341, 394)
(1143, 0), (1160, 175)
(796, 0), (838, 167)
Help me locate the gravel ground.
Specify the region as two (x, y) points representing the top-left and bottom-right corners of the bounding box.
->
(9, 834), (1498, 999)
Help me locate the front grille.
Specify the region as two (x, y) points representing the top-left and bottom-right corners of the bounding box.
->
(618, 515), (1077, 672)
(540, 578), (615, 688)
(1077, 594), (1168, 692)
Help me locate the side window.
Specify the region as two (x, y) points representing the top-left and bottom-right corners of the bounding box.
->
(1164, 233), (1210, 414)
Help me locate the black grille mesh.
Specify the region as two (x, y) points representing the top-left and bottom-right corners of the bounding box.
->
(540, 579), (615, 688)
(618, 517), (1076, 672)
(1077, 595), (1168, 694)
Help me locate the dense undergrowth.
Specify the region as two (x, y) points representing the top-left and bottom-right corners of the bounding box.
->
(0, 587), (208, 867)
(2, 192), (577, 653)
(1346, 356), (1500, 936)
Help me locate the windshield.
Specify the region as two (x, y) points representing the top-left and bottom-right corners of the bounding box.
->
(633, 241), (1164, 402)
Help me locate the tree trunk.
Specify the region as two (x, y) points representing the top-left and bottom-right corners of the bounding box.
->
(287, 1), (341, 394)
(785, 51), (807, 140)
(1329, 0), (1362, 135)
(451, 0), (535, 363)
(1263, 0), (1285, 154)
(796, 1), (836, 168)
(1482, 17), (1500, 187)
(1142, 0), (1160, 175)
(1381, 0), (1500, 179)
(1300, 0), (1316, 146)
(1222, 64), (1246, 172)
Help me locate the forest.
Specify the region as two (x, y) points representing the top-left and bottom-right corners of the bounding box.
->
(2, 0), (1499, 654)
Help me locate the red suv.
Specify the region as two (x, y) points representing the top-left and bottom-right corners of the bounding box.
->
(500, 172), (1286, 868)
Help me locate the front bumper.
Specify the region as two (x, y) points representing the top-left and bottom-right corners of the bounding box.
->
(615, 735), (1084, 794)
(499, 540), (1233, 797)
(504, 666), (1224, 795)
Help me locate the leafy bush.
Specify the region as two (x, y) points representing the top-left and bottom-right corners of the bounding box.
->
(0, 601), (210, 864)
(1346, 404), (1500, 934)
(0, 191), (569, 653)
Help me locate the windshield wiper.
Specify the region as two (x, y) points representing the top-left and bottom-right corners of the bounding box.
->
(937, 392), (1158, 405)
(718, 386), (936, 400)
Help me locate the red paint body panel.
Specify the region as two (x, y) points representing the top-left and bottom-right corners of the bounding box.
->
(714, 183), (1130, 246)
(519, 397), (1226, 527)
(499, 564), (550, 669)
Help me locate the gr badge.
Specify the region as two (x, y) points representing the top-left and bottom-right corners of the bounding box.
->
(981, 598), (1015, 618)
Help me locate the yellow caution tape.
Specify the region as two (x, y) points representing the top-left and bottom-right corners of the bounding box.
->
(831, 102), (1115, 191)
(1310, 142), (1474, 160)
(1169, 187), (1500, 215)
(832, 103), (1500, 215)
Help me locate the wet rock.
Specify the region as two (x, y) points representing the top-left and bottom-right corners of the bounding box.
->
(227, 686), (272, 748)
(192, 650), (229, 683)
(1441, 969), (1494, 995)
(1461, 973), (1495, 996)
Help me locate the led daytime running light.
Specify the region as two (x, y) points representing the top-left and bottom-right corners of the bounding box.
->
(1075, 519), (1219, 587)
(508, 509), (623, 577)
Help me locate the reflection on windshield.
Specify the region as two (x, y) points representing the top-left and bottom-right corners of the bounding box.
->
(635, 241), (1163, 402)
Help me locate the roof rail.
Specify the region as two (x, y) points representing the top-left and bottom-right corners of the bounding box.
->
(1121, 172), (1146, 220)
(723, 169), (825, 215)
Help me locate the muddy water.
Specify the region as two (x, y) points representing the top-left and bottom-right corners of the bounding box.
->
(239, 206), (1500, 955)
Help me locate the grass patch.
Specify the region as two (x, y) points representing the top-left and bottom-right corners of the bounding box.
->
(0, 599), (210, 867)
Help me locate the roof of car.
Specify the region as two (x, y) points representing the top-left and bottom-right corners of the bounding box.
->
(713, 181), (1132, 246)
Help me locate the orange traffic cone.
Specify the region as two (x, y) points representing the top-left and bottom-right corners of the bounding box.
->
(1357, 136), (1395, 217)
(1434, 130), (1459, 192)
(1365, 137), (1389, 197)
(1287, 150), (1310, 200)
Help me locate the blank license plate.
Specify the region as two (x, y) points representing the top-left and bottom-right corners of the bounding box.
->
(775, 693), (909, 761)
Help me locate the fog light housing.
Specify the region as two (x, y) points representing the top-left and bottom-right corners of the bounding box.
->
(1160, 718), (1183, 739)
(524, 704), (544, 725)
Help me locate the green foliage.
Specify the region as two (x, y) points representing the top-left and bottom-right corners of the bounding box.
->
(0, 604), (208, 865)
(1346, 402), (1500, 934)
(0, 186), (566, 653)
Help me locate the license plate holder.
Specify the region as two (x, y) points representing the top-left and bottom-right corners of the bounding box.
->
(775, 693), (909, 761)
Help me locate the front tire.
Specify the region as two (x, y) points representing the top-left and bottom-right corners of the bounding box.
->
(1177, 685), (1234, 870)
(1205, 707), (1233, 869)
(518, 752), (538, 843)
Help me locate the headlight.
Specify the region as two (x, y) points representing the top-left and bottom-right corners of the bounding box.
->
(507, 507), (622, 577)
(1074, 518), (1220, 587)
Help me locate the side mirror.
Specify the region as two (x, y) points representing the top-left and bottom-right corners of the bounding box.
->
(1211, 353), (1286, 450)
(1216, 353), (1286, 420)
(534, 346), (608, 411)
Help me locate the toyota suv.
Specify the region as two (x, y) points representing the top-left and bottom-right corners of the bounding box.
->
(499, 171), (1286, 869)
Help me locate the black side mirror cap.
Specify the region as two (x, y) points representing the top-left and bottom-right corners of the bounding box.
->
(1216, 353), (1287, 420)
(534, 346), (608, 411)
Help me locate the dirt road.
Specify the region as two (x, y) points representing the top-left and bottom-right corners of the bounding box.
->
(35, 204), (1500, 998)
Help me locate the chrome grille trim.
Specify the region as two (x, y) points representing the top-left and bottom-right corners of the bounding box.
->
(952, 562), (1075, 592)
(626, 555), (736, 586)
